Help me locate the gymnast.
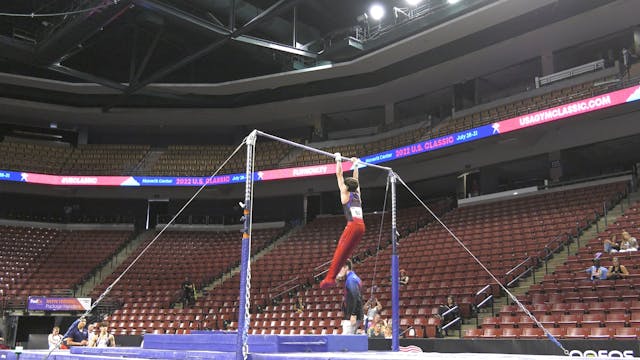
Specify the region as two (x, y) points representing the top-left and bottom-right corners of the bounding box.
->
(321, 153), (366, 289)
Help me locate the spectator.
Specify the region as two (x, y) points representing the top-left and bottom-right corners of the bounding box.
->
(383, 319), (393, 339)
(604, 235), (620, 253)
(608, 256), (630, 280)
(619, 231), (638, 252)
(622, 47), (631, 79)
(399, 269), (410, 286)
(87, 322), (99, 346)
(181, 277), (196, 309)
(294, 296), (305, 314)
(62, 317), (88, 348)
(88, 322), (115, 348)
(48, 326), (62, 350)
(364, 297), (382, 330)
(367, 321), (384, 338)
(586, 258), (608, 280)
(438, 295), (460, 335)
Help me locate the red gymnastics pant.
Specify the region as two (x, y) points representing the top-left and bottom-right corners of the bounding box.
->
(322, 219), (365, 286)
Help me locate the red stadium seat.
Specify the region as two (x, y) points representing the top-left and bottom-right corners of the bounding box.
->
(520, 327), (544, 339)
(605, 313), (629, 328)
(463, 328), (482, 338)
(581, 313), (604, 328)
(588, 327), (613, 339)
(564, 327), (588, 339)
(500, 328), (521, 338)
(546, 327), (566, 339)
(613, 327), (638, 339)
(481, 328), (502, 338)
(481, 317), (499, 329)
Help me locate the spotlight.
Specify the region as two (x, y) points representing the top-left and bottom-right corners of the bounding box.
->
(448, 0), (460, 3)
(368, 4), (385, 21)
(238, 201), (245, 208)
(406, 0), (422, 5)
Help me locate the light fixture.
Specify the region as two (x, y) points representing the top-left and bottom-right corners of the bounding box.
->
(406, 0), (423, 5)
(448, 0), (461, 4)
(368, 4), (385, 21)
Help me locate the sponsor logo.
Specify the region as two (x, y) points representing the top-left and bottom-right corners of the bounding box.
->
(292, 166), (328, 177)
(60, 177), (98, 184)
(569, 349), (634, 357)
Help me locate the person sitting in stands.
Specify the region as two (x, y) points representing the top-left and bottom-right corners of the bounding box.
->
(439, 295), (460, 335)
(88, 322), (116, 348)
(181, 277), (196, 308)
(586, 258), (608, 280)
(604, 235), (620, 253)
(48, 326), (62, 350)
(294, 296), (305, 313)
(608, 256), (630, 280)
(363, 297), (382, 330)
(87, 322), (99, 346)
(367, 321), (384, 338)
(399, 269), (410, 286)
(619, 231), (638, 252)
(383, 319), (393, 339)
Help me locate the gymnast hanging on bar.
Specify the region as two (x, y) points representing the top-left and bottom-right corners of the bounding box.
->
(321, 153), (366, 289)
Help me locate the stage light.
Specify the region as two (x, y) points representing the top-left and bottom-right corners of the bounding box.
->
(406, 0), (423, 5)
(448, 0), (461, 4)
(368, 4), (385, 21)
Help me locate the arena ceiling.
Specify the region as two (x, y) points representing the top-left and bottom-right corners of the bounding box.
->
(0, 0), (636, 130)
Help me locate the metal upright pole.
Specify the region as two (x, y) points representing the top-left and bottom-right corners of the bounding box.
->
(236, 131), (256, 360)
(390, 172), (399, 351)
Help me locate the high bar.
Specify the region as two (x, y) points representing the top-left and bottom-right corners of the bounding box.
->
(255, 130), (392, 171)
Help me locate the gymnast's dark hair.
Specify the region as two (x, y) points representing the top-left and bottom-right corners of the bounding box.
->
(345, 259), (353, 270)
(344, 177), (359, 192)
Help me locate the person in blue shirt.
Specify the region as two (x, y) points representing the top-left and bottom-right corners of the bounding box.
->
(62, 317), (88, 347)
(586, 258), (608, 280)
(337, 259), (363, 334)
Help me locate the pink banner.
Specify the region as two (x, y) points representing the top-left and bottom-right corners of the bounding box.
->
(258, 161), (355, 181)
(494, 85), (640, 135)
(20, 172), (131, 186)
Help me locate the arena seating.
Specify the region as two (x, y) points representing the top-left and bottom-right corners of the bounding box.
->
(0, 74), (627, 177)
(0, 226), (132, 309)
(199, 205), (440, 335)
(62, 144), (150, 175)
(285, 129), (430, 168)
(441, 78), (618, 138)
(0, 141), (148, 175)
(0, 140), (72, 174)
(98, 182), (624, 336)
(98, 227), (284, 335)
(148, 140), (293, 176)
(479, 196), (640, 338)
(2, 181), (626, 338)
(100, 204), (443, 335)
(286, 75), (621, 168)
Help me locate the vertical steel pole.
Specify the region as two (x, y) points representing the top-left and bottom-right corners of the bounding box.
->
(236, 131), (256, 360)
(292, 6), (297, 47)
(390, 172), (399, 351)
(229, 0), (236, 30)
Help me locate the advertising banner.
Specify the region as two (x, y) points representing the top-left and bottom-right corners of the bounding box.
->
(27, 296), (91, 311)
